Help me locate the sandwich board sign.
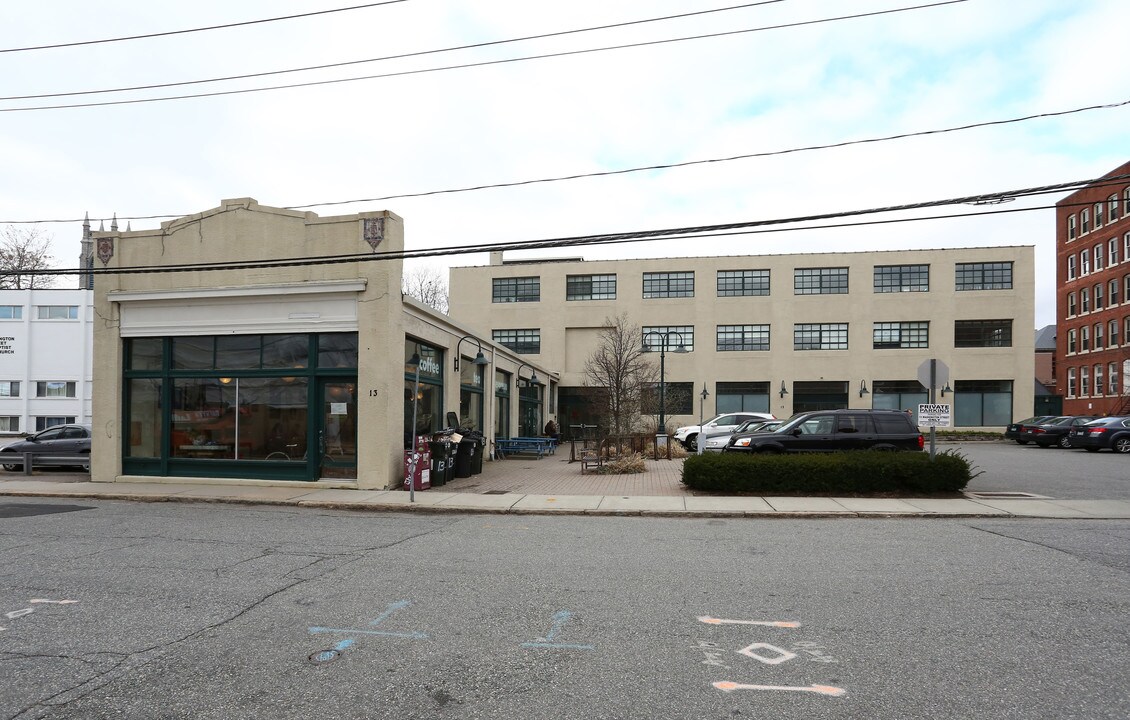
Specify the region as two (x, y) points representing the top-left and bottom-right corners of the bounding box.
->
(917, 403), (951, 428)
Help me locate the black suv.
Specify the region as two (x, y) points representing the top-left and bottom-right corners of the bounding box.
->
(723, 409), (923, 454)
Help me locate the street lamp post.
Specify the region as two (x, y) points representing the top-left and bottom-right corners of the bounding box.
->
(641, 330), (687, 437)
(698, 382), (710, 455)
(516, 362), (539, 437)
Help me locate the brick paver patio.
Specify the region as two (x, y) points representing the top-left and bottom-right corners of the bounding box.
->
(439, 451), (691, 497)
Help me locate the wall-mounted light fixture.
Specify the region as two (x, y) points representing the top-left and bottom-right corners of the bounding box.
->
(454, 335), (489, 371)
(941, 382), (953, 397)
(779, 381), (789, 398)
(859, 379), (870, 398)
(517, 362), (539, 386)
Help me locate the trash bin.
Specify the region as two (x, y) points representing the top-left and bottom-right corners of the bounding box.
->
(428, 440), (454, 486)
(454, 439), (475, 478)
(403, 448), (431, 491)
(469, 438), (484, 475)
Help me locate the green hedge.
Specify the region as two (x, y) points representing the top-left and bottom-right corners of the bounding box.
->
(681, 450), (975, 494)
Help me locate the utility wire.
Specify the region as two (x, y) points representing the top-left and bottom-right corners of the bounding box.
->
(0, 1), (785, 101)
(5, 98), (1123, 227)
(0, 1), (411, 54)
(0, 0), (967, 112)
(17, 172), (1126, 277)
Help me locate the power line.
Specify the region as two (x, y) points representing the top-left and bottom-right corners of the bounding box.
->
(0, 1), (411, 54)
(4, 97), (1124, 227)
(19, 172), (1125, 277)
(0, 0), (967, 112)
(0, 1), (785, 101)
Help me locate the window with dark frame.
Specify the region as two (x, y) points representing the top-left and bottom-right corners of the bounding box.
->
(643, 272), (694, 298)
(794, 267), (848, 295)
(793, 323), (848, 350)
(955, 262), (1013, 290)
(717, 269), (769, 297)
(492, 328), (541, 354)
(954, 320), (1012, 347)
(716, 324), (769, 352)
(873, 264), (929, 293)
(492, 276), (540, 303)
(872, 321), (929, 349)
(642, 326), (694, 352)
(565, 274), (616, 301)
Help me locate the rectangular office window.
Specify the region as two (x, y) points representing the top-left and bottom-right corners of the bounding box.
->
(872, 322), (929, 349)
(955, 262), (1013, 290)
(1067, 255), (1077, 280)
(566, 274), (616, 301)
(0, 381), (19, 397)
(1068, 214), (1077, 240)
(492, 277), (540, 303)
(1080, 366), (1090, 396)
(1111, 195), (1121, 223)
(1111, 237), (1120, 266)
(643, 326), (694, 352)
(1110, 319), (1120, 347)
(35, 416), (76, 432)
(0, 416), (18, 432)
(794, 323), (848, 350)
(953, 380), (1013, 427)
(641, 381), (694, 416)
(794, 267), (848, 295)
(643, 272), (694, 298)
(1082, 208), (1091, 234)
(1081, 250), (1091, 275)
(492, 329), (540, 354)
(1110, 362), (1119, 395)
(954, 320), (1012, 348)
(36, 381), (76, 397)
(1067, 328), (1077, 354)
(0, 305), (22, 320)
(715, 382), (770, 413)
(873, 264), (929, 293)
(1081, 325), (1090, 351)
(36, 305), (78, 320)
(717, 325), (769, 352)
(1095, 244), (1105, 271)
(717, 269), (769, 297)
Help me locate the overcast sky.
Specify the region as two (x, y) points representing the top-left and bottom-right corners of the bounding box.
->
(1, 0), (1127, 327)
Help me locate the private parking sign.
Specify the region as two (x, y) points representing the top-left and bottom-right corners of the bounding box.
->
(917, 403), (951, 427)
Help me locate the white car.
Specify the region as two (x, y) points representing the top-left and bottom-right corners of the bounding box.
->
(672, 412), (775, 451)
(699, 419), (782, 453)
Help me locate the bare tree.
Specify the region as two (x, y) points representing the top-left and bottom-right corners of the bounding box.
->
(401, 263), (449, 314)
(0, 226), (57, 289)
(583, 315), (658, 436)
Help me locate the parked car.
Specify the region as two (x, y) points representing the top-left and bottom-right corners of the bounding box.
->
(1025, 416), (1099, 448)
(1068, 416), (1130, 453)
(1005, 415), (1054, 444)
(723, 409), (922, 454)
(673, 412), (775, 451)
(700, 419), (783, 453)
(1, 424), (92, 471)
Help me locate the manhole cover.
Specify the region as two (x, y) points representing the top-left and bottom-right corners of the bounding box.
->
(965, 491), (1050, 500)
(0, 503), (96, 519)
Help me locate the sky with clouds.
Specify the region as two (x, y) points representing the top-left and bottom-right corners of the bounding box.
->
(1, 0), (1127, 327)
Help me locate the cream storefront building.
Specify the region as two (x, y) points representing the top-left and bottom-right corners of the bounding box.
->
(90, 198), (555, 489)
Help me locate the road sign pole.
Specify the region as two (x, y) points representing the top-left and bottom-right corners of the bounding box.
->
(929, 359), (937, 460)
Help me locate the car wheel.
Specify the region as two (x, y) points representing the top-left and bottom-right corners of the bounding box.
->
(2, 462), (18, 471)
(1114, 437), (1130, 454)
(1058, 435), (1072, 449)
(685, 434), (698, 452)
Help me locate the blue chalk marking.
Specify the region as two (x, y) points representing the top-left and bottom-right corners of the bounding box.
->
(524, 610), (592, 650)
(542, 610), (571, 642)
(369, 600), (411, 627)
(521, 642), (594, 650)
(309, 627), (428, 639)
(334, 639), (355, 652)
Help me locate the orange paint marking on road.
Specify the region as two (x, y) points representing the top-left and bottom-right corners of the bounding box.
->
(713, 681), (846, 697)
(697, 616), (800, 628)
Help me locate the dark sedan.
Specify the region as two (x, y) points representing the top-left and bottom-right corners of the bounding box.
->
(1068, 416), (1130, 453)
(0, 424), (92, 470)
(1025, 416), (1099, 448)
(1005, 415), (1054, 444)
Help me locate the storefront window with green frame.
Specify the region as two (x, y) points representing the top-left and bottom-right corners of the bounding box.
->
(404, 339), (444, 447)
(123, 333), (357, 481)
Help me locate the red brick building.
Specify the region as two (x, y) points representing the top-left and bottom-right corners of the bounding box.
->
(1056, 160), (1130, 415)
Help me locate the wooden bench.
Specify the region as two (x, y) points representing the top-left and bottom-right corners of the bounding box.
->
(495, 438), (546, 459)
(580, 447), (603, 474)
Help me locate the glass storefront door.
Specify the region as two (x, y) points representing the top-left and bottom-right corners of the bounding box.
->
(318, 379), (357, 479)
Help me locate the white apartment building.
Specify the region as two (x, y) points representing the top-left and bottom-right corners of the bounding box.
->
(449, 246), (1035, 432)
(0, 288), (94, 435)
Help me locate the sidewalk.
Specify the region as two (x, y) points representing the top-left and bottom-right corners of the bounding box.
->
(2, 455), (1129, 518)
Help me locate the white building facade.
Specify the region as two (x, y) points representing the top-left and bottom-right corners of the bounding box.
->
(0, 289), (94, 435)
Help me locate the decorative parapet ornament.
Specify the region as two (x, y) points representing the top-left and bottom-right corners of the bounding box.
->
(363, 218), (384, 251)
(97, 237), (114, 265)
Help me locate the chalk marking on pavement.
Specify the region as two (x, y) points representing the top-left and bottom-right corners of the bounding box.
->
(309, 627), (428, 639)
(368, 600), (411, 627)
(521, 610), (594, 650)
(713, 681), (846, 696)
(29, 599), (78, 605)
(698, 616), (799, 628)
(5, 608), (33, 620)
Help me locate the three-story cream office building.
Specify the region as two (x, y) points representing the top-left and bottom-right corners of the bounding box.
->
(449, 247), (1035, 432)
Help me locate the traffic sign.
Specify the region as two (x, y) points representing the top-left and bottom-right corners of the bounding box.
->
(917, 358), (950, 391)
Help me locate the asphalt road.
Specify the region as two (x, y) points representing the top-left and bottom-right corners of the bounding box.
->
(954, 441), (1130, 500)
(2, 500), (1128, 719)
